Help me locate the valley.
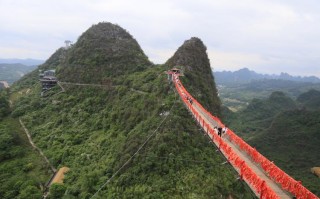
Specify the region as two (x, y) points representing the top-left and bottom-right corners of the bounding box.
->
(219, 79), (320, 195)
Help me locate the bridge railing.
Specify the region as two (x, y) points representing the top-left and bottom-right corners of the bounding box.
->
(226, 129), (319, 199)
(173, 75), (280, 199)
(173, 74), (319, 199)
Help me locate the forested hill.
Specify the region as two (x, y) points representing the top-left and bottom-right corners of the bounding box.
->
(2, 22), (252, 198)
(0, 63), (37, 85)
(166, 37), (221, 116)
(57, 22), (152, 83)
(224, 90), (320, 195)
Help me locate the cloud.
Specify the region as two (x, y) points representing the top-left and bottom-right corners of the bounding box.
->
(208, 50), (263, 71)
(0, 0), (319, 77)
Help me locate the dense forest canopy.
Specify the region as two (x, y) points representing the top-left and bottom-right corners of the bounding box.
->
(0, 22), (252, 198)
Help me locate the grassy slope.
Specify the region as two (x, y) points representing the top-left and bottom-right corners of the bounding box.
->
(10, 65), (253, 198)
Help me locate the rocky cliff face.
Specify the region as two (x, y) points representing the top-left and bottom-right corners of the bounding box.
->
(58, 22), (152, 83)
(166, 37), (221, 116)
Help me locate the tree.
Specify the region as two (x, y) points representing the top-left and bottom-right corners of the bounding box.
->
(49, 183), (66, 199)
(0, 91), (10, 119)
(18, 185), (42, 199)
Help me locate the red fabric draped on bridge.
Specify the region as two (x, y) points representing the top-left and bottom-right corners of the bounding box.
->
(172, 74), (319, 199)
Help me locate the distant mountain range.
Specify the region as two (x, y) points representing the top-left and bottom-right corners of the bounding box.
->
(0, 59), (43, 85)
(214, 68), (320, 85)
(0, 58), (44, 66)
(0, 63), (37, 84)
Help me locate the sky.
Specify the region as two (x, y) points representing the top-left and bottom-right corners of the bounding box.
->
(1, 0), (320, 77)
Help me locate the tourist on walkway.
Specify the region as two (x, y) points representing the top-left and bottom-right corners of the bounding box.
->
(218, 127), (222, 137)
(222, 126), (228, 135)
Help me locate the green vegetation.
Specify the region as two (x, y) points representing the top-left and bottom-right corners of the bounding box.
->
(57, 22), (152, 83)
(250, 109), (320, 195)
(0, 90), (10, 120)
(0, 117), (51, 199)
(1, 23), (251, 198)
(166, 37), (221, 116)
(297, 89), (320, 110)
(224, 90), (320, 196)
(10, 48), (66, 94)
(0, 63), (36, 85)
(8, 65), (251, 198)
(49, 184), (67, 199)
(225, 91), (297, 137)
(218, 79), (320, 111)
(3, 20), (318, 197)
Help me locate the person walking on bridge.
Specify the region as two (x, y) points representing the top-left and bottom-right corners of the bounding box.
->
(222, 125), (228, 136)
(218, 127), (222, 137)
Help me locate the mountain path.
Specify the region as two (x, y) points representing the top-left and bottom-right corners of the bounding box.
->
(19, 118), (56, 173)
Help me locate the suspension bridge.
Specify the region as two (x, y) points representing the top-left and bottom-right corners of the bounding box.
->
(172, 72), (319, 199)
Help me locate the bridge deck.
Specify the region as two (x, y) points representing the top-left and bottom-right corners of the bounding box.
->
(193, 103), (292, 199)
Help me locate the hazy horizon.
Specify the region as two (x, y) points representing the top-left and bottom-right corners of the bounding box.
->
(1, 0), (320, 77)
(1, 57), (319, 79)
